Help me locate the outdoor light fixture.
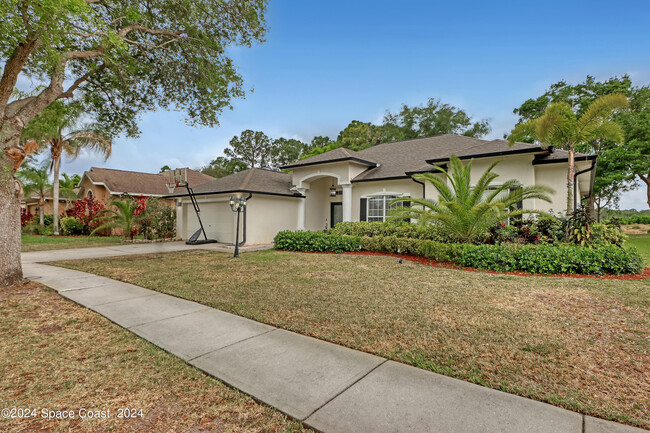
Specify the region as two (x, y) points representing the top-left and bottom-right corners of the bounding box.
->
(329, 184), (337, 197)
(229, 196), (247, 258)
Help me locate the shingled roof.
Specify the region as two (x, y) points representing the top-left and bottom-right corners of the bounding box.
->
(83, 167), (215, 196)
(282, 134), (593, 182)
(176, 168), (301, 197)
(282, 147), (378, 169)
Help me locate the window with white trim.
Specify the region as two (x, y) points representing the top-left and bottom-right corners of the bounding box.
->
(366, 195), (405, 222)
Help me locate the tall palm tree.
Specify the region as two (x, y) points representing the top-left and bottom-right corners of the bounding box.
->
(508, 93), (628, 214)
(18, 164), (52, 226)
(22, 101), (111, 235)
(390, 155), (553, 243)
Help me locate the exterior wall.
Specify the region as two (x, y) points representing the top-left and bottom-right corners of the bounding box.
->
(245, 195), (301, 244)
(177, 193), (300, 245)
(534, 160), (592, 215)
(25, 199), (75, 216)
(77, 177), (112, 203)
(291, 161), (370, 189)
(180, 195), (235, 243)
(469, 155), (537, 212)
(351, 178), (423, 221)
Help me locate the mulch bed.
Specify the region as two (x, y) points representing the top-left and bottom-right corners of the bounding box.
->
(297, 250), (650, 280)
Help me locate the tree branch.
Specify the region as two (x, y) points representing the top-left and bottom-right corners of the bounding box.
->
(0, 38), (42, 117)
(58, 64), (106, 99)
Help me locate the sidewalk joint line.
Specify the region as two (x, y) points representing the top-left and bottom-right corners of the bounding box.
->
(582, 414), (585, 433)
(81, 293), (159, 307)
(187, 329), (278, 362)
(302, 358), (388, 422)
(125, 307), (212, 329)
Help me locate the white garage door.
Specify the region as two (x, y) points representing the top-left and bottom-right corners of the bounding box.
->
(183, 201), (234, 243)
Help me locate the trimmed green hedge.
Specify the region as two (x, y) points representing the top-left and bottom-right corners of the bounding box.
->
(274, 230), (361, 253)
(274, 231), (644, 275)
(330, 221), (446, 242)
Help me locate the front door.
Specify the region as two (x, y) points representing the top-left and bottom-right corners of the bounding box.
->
(330, 202), (343, 228)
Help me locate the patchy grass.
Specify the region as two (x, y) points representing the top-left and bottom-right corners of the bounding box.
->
(55, 250), (650, 429)
(21, 234), (123, 252)
(627, 234), (650, 265)
(0, 281), (309, 433)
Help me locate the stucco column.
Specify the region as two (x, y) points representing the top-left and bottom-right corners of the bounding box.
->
(341, 184), (352, 222)
(295, 188), (307, 230)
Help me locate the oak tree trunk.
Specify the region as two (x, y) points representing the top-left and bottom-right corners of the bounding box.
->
(0, 151), (23, 287)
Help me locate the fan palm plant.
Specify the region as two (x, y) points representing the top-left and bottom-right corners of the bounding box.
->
(508, 93), (628, 213)
(22, 101), (112, 235)
(390, 155), (554, 243)
(18, 163), (52, 226)
(90, 198), (143, 240)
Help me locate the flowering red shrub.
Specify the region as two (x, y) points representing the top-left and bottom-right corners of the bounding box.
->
(65, 197), (106, 234)
(20, 209), (34, 227)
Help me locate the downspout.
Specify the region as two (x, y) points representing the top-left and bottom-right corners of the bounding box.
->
(573, 157), (598, 211)
(412, 177), (425, 198)
(239, 193), (252, 246)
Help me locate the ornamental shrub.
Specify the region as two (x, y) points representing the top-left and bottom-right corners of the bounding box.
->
(274, 231), (643, 275)
(60, 217), (85, 236)
(330, 221), (446, 242)
(274, 231), (360, 253)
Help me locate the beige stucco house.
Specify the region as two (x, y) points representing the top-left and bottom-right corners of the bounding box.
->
(173, 134), (596, 245)
(78, 167), (214, 203)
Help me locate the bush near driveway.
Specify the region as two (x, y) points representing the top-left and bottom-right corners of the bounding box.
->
(274, 231), (644, 275)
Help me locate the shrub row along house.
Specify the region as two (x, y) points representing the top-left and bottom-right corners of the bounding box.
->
(172, 134), (597, 245)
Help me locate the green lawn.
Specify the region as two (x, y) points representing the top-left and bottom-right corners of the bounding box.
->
(0, 281), (308, 433)
(627, 234), (650, 265)
(21, 234), (124, 252)
(55, 250), (650, 429)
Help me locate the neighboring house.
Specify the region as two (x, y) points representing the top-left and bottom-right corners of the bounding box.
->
(21, 196), (76, 217)
(172, 134), (596, 245)
(77, 167), (215, 203)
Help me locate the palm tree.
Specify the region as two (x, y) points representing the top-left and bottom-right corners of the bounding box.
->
(18, 164), (52, 226)
(390, 155), (554, 243)
(509, 93), (628, 214)
(22, 101), (111, 235)
(90, 198), (143, 240)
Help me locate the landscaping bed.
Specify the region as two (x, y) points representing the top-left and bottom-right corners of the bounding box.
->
(274, 230), (645, 276)
(0, 281), (307, 433)
(54, 250), (650, 428)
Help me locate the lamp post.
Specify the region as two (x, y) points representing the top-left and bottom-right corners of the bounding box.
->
(229, 196), (247, 257)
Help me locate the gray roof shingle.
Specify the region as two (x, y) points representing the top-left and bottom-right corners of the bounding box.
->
(187, 168), (300, 197)
(85, 167), (215, 196)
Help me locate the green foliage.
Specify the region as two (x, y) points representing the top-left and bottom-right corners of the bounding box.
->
(382, 98), (490, 142)
(1, 0), (268, 137)
(330, 221), (445, 242)
(510, 93), (628, 214)
(90, 198), (144, 239)
(225, 130), (274, 168)
(336, 120), (383, 150)
(391, 155), (553, 243)
(590, 223), (626, 247)
(273, 231), (361, 253)
(567, 208), (593, 246)
(201, 156), (248, 179)
(270, 137), (309, 169)
(60, 217), (84, 236)
(138, 197), (176, 239)
(274, 231), (643, 275)
(613, 214), (650, 225)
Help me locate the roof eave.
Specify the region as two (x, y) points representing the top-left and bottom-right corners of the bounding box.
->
(281, 156), (378, 170)
(168, 189), (303, 199)
(532, 154), (597, 165)
(425, 147), (543, 164)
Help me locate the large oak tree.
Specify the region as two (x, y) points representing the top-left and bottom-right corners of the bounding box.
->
(0, 0), (267, 287)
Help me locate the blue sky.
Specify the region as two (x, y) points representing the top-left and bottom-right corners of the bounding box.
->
(54, 0), (650, 209)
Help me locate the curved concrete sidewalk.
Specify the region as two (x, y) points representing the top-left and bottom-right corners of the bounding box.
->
(21, 245), (647, 433)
